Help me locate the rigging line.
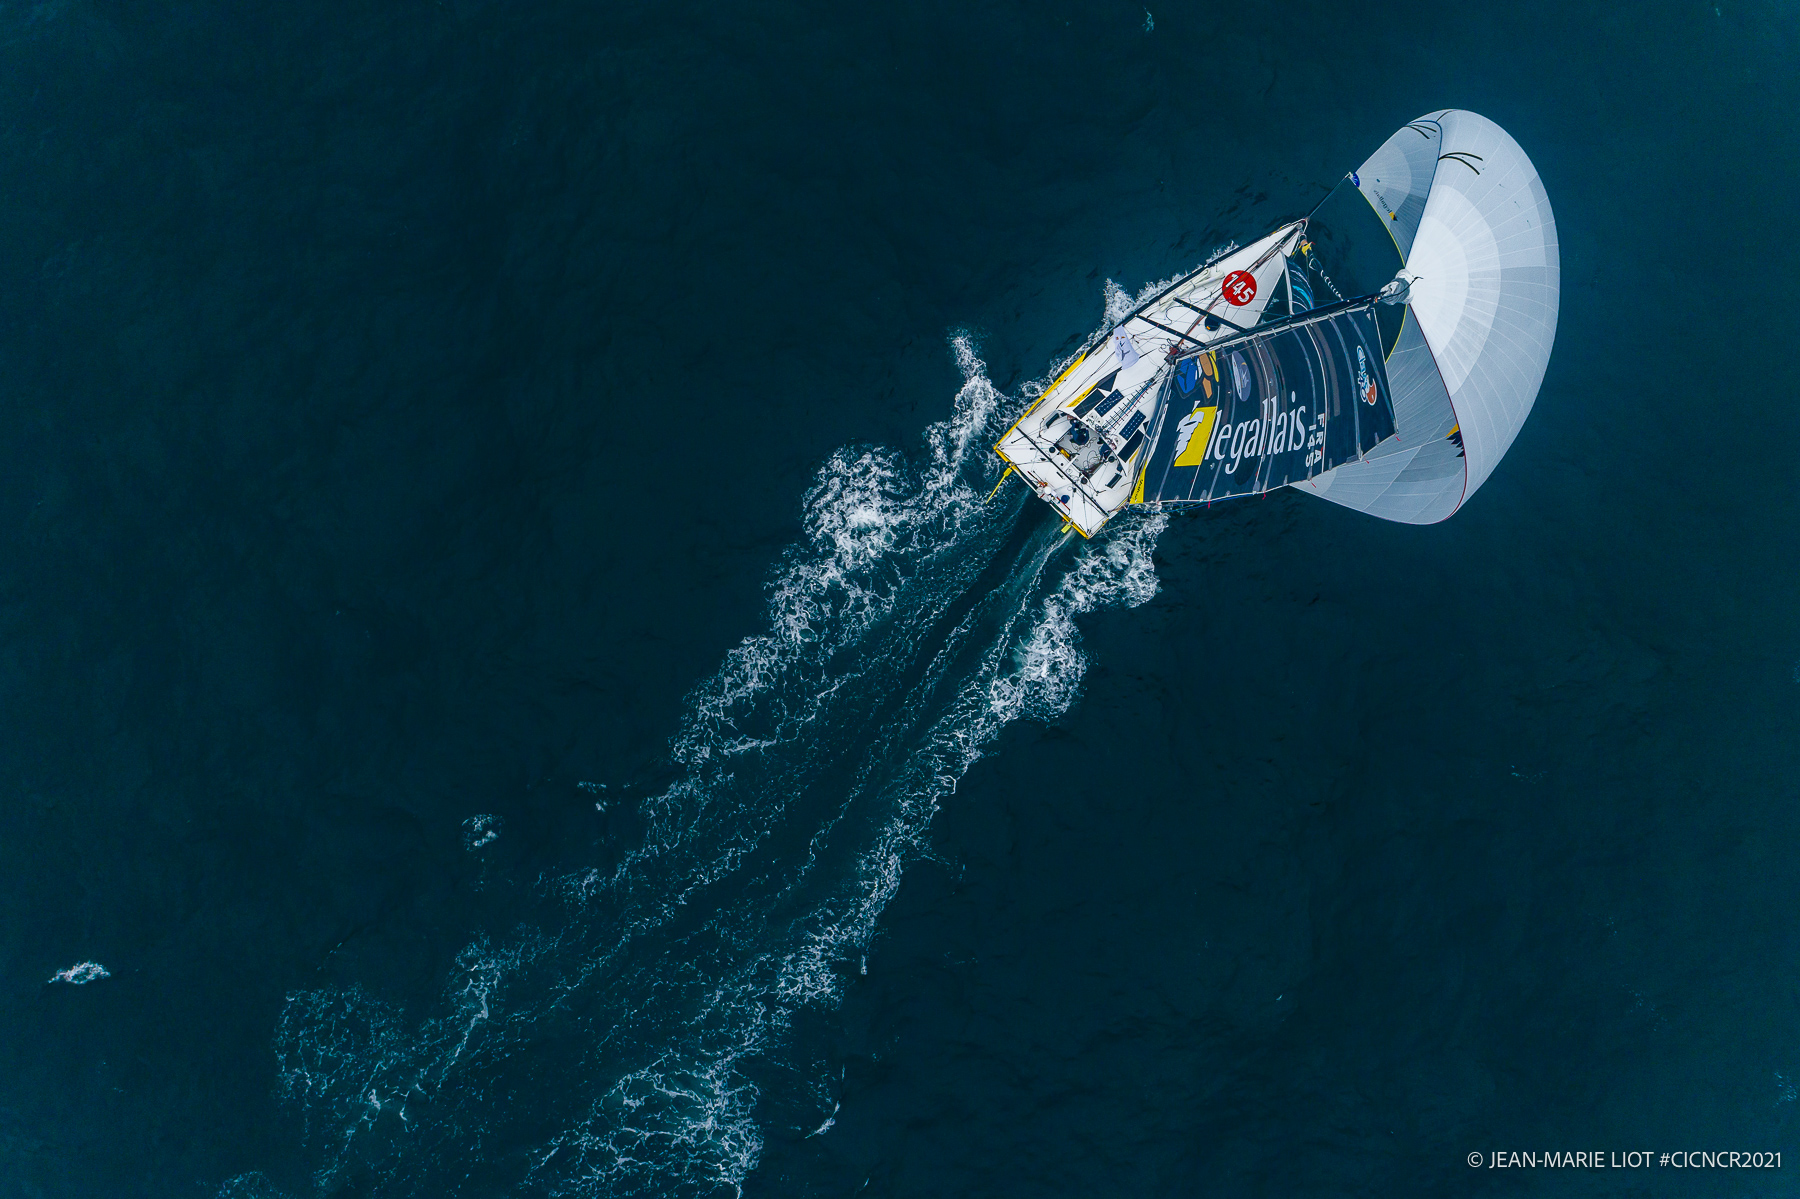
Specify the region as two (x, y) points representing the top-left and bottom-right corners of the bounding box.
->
(1161, 297), (1251, 334)
(1135, 312), (1215, 349)
(1159, 228), (1301, 350)
(1301, 177), (1344, 223)
(1176, 294), (1380, 359)
(1128, 223), (1301, 325)
(1103, 364), (1172, 434)
(1309, 114), (1445, 221)
(1301, 238), (1348, 302)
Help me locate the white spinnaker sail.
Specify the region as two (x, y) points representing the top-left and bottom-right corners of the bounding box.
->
(1298, 110), (1560, 524)
(1353, 115), (1445, 258)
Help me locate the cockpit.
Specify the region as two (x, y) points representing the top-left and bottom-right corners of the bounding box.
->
(1044, 410), (1120, 486)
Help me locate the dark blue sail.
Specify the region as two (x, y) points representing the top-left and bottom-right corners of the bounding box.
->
(1133, 300), (1397, 506)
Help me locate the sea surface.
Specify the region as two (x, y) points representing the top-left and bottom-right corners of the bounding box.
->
(2, 1), (1797, 1195)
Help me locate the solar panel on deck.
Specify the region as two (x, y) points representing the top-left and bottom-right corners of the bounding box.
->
(1092, 390), (1127, 418)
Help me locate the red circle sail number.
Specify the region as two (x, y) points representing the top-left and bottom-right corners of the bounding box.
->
(1221, 270), (1257, 306)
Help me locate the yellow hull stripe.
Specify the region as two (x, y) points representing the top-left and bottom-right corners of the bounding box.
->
(993, 350), (1088, 451)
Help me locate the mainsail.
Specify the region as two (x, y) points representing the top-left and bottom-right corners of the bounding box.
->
(1134, 299), (1396, 506)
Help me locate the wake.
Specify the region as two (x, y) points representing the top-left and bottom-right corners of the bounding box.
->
(262, 324), (1170, 1198)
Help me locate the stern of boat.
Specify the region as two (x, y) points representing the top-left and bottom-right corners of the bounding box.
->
(995, 411), (1121, 538)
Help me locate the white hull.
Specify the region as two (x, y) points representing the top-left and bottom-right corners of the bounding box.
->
(994, 223), (1301, 537)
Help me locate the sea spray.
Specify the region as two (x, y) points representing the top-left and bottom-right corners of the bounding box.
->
(269, 335), (1169, 1198)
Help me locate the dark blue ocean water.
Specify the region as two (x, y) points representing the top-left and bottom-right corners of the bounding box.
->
(3, 1), (1798, 1195)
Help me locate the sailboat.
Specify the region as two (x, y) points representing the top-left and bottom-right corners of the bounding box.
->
(992, 110), (1559, 535)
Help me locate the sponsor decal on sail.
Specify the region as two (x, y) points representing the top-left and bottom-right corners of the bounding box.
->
(1171, 405), (1219, 468)
(1356, 345), (1378, 405)
(1135, 302), (1397, 505)
(1198, 394), (1319, 474)
(1175, 356), (1199, 397)
(1229, 352), (1253, 404)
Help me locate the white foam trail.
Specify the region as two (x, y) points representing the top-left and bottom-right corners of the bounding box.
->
(772, 511), (1167, 1015)
(1102, 266), (1220, 332)
(462, 814), (501, 851)
(272, 330), (1170, 1198)
(997, 511), (1166, 722)
(216, 1172), (290, 1199)
(47, 961), (109, 985)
